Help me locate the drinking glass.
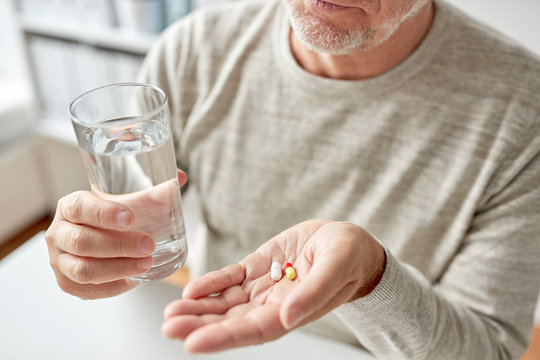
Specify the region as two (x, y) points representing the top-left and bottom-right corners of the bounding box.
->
(69, 82), (188, 281)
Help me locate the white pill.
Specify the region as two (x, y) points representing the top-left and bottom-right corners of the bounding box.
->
(271, 261), (282, 281)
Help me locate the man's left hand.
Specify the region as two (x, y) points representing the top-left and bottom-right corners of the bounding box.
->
(162, 219), (386, 353)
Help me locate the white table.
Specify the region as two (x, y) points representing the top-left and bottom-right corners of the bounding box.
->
(0, 232), (375, 360)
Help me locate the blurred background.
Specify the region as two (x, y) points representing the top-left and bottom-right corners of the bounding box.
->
(0, 0), (238, 252)
(0, 0), (539, 359)
(1, 0), (539, 253)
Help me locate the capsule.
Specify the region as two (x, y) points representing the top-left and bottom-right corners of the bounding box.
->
(270, 261), (282, 281)
(285, 266), (296, 280)
(283, 262), (293, 272)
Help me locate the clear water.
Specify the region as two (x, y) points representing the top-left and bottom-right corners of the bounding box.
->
(79, 119), (187, 281)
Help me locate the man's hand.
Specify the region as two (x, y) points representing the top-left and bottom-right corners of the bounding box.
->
(162, 219), (386, 353)
(45, 170), (187, 300)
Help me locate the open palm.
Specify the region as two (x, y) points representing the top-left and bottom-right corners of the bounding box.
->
(162, 219), (385, 353)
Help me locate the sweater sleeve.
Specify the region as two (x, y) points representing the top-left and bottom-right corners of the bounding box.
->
(136, 14), (197, 179)
(334, 123), (540, 359)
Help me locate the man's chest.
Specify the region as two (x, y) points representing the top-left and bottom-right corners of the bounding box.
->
(178, 95), (492, 279)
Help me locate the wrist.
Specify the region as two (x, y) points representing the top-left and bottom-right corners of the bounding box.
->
(350, 239), (386, 301)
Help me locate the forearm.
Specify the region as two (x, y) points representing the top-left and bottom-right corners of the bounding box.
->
(334, 250), (534, 360)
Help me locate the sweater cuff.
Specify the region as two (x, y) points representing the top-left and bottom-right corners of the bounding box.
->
(334, 247), (429, 328)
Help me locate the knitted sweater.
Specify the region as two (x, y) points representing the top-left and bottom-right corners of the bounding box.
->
(139, 1), (540, 358)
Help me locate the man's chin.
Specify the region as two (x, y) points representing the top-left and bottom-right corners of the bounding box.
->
(289, 16), (376, 54)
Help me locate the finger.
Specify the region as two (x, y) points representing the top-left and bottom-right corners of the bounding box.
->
(177, 169), (187, 187)
(288, 281), (361, 329)
(162, 314), (224, 340)
(56, 252), (153, 284)
(52, 269), (138, 300)
(164, 286), (248, 319)
(280, 256), (348, 330)
(58, 191), (134, 230)
(53, 222), (154, 258)
(183, 264), (245, 299)
(184, 304), (284, 353)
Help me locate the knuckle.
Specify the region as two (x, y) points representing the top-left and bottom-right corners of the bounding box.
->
(46, 225), (66, 256)
(48, 257), (59, 274)
(96, 203), (109, 227)
(56, 196), (66, 214)
(44, 226), (56, 247)
(69, 229), (86, 255)
(60, 191), (85, 222)
(71, 259), (93, 284)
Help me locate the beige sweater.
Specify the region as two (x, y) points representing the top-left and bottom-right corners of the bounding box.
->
(138, 0), (540, 358)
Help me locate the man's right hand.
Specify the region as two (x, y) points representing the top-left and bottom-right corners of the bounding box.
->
(45, 190), (153, 299)
(45, 170), (187, 299)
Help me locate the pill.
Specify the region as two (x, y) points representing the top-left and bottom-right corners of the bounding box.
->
(283, 262), (293, 272)
(285, 266), (296, 280)
(271, 261), (282, 281)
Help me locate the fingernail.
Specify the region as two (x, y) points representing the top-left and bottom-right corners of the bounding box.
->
(138, 257), (153, 271)
(115, 211), (131, 228)
(285, 307), (305, 330)
(139, 237), (154, 255)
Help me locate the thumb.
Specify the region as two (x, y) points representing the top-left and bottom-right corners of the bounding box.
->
(177, 169), (188, 187)
(279, 256), (347, 330)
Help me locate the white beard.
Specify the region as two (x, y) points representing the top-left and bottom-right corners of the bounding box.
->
(281, 0), (430, 54)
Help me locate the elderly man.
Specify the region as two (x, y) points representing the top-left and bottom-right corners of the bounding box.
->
(46, 0), (540, 358)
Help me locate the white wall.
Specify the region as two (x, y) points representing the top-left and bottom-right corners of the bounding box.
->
(451, 0), (540, 56)
(0, 0), (27, 79)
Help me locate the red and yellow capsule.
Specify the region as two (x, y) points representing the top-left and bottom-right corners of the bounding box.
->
(283, 262), (296, 280)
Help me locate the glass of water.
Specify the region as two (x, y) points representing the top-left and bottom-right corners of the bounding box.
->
(69, 82), (188, 282)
